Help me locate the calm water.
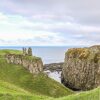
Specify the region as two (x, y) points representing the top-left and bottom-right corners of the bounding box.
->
(32, 47), (68, 64)
(0, 46), (71, 64)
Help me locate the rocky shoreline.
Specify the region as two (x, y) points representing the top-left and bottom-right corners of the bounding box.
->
(43, 45), (100, 91)
(43, 62), (63, 83)
(4, 46), (100, 91)
(44, 62), (63, 71)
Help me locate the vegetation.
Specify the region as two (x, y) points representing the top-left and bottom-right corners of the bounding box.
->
(23, 55), (41, 61)
(0, 49), (99, 100)
(0, 80), (50, 100)
(55, 87), (100, 100)
(67, 47), (100, 62)
(0, 49), (22, 56)
(1, 49), (41, 61)
(0, 49), (73, 98)
(0, 80), (99, 100)
(67, 48), (90, 59)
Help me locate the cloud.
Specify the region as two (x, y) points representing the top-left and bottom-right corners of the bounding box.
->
(0, 0), (100, 46)
(0, 0), (100, 25)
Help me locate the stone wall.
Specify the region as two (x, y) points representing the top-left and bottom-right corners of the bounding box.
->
(6, 54), (43, 74)
(61, 45), (100, 91)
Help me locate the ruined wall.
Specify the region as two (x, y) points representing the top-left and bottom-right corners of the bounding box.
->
(61, 45), (100, 90)
(6, 54), (43, 74)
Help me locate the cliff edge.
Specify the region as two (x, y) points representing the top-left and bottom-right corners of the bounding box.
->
(5, 48), (43, 74)
(61, 45), (100, 90)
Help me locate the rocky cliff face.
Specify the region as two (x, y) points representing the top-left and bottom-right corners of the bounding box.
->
(6, 54), (43, 74)
(61, 45), (100, 91)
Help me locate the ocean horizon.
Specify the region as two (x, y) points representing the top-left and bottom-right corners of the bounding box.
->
(0, 46), (84, 64)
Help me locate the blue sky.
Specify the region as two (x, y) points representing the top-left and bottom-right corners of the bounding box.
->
(0, 0), (100, 46)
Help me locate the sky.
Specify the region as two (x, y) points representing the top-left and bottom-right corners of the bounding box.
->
(0, 0), (100, 46)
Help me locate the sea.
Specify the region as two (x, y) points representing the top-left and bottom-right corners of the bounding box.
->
(0, 46), (83, 64)
(0, 46), (83, 83)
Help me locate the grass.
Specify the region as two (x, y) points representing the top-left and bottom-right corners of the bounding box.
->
(0, 80), (99, 100)
(0, 59), (73, 97)
(0, 94), (46, 100)
(0, 80), (30, 95)
(0, 49), (41, 61)
(0, 80), (51, 100)
(54, 87), (100, 100)
(66, 48), (90, 59)
(0, 49), (73, 98)
(0, 49), (99, 100)
(0, 49), (22, 56)
(23, 55), (41, 61)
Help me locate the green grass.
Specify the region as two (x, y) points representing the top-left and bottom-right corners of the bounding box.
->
(0, 94), (46, 100)
(0, 49), (22, 56)
(0, 80), (99, 100)
(0, 49), (41, 61)
(23, 55), (41, 61)
(0, 80), (31, 95)
(0, 80), (51, 100)
(0, 59), (73, 97)
(0, 49), (73, 98)
(54, 87), (100, 100)
(0, 49), (99, 100)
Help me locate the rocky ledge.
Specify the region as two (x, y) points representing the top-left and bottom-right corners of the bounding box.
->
(44, 62), (63, 71)
(61, 45), (100, 91)
(5, 48), (43, 75)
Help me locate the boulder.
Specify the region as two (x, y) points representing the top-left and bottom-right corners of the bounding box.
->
(61, 45), (100, 90)
(44, 62), (63, 71)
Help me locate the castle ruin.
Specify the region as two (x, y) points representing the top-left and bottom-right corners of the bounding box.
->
(6, 47), (43, 74)
(23, 47), (32, 56)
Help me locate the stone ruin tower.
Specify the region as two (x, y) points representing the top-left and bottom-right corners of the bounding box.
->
(28, 47), (32, 56)
(23, 47), (32, 56)
(23, 48), (27, 56)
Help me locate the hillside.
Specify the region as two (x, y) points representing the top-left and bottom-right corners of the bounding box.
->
(0, 49), (99, 100)
(0, 49), (73, 98)
(55, 87), (100, 100)
(0, 80), (50, 100)
(0, 49), (22, 56)
(0, 80), (99, 100)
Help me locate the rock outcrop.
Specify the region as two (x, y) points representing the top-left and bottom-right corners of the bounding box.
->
(44, 62), (63, 71)
(61, 45), (100, 91)
(5, 48), (43, 74)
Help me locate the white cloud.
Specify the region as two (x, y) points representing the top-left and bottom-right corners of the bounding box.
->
(0, 4), (100, 46)
(0, 13), (8, 20)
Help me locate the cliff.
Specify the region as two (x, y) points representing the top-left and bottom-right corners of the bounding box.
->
(5, 48), (43, 75)
(61, 45), (100, 90)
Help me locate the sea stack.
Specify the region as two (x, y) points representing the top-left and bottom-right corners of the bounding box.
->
(61, 45), (100, 91)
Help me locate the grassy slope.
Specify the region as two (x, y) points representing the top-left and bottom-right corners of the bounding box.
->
(0, 80), (30, 95)
(0, 49), (99, 100)
(0, 49), (73, 98)
(0, 80), (99, 100)
(0, 49), (22, 56)
(55, 87), (100, 100)
(0, 80), (50, 100)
